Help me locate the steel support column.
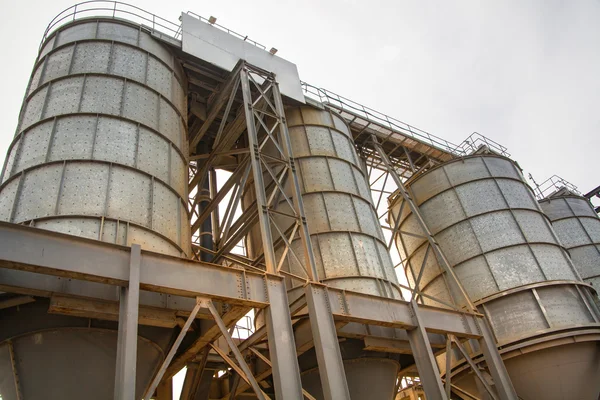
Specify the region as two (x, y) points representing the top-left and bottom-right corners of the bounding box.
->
(475, 319), (518, 400)
(407, 300), (447, 400)
(304, 284), (351, 400)
(263, 276), (304, 400)
(114, 244), (141, 400)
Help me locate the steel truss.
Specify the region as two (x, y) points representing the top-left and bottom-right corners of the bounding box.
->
(0, 60), (519, 400)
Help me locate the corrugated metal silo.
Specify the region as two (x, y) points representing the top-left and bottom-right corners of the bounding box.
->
(249, 107), (402, 400)
(389, 154), (600, 400)
(0, 17), (189, 399)
(540, 192), (600, 292)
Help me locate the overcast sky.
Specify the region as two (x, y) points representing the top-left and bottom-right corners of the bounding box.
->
(1, 1), (599, 204)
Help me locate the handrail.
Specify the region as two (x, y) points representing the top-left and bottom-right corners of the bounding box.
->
(302, 82), (510, 158)
(40, 2), (510, 161)
(533, 175), (580, 200)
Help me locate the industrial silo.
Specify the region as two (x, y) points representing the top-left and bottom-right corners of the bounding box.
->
(248, 107), (402, 400)
(0, 17), (189, 399)
(389, 154), (600, 399)
(539, 191), (600, 293)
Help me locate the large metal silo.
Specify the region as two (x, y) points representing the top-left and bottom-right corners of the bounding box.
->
(0, 17), (189, 399)
(249, 107), (401, 400)
(539, 192), (600, 292)
(389, 154), (600, 400)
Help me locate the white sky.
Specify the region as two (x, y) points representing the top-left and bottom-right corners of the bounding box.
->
(1, 0), (599, 395)
(1, 0), (599, 206)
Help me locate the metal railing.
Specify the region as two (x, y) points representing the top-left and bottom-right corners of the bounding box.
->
(40, 1), (182, 50)
(301, 82), (510, 158)
(454, 132), (510, 157)
(532, 175), (580, 199)
(41, 1), (510, 161)
(40, 1), (267, 52)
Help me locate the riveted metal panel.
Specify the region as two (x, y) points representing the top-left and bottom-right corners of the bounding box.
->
(39, 35), (55, 58)
(56, 21), (96, 46)
(93, 117), (137, 167)
(513, 210), (556, 243)
(146, 57), (171, 100)
(487, 246), (545, 290)
(353, 196), (381, 239)
(323, 192), (360, 232)
(123, 82), (158, 129)
(0, 178), (19, 221)
(537, 285), (594, 327)
(13, 164), (63, 221)
(15, 121), (52, 171)
(106, 166), (151, 227)
(497, 178), (537, 209)
(469, 212), (523, 252)
(444, 157), (490, 187)
(138, 31), (174, 69)
(29, 61), (45, 95)
(137, 127), (169, 183)
(158, 98), (181, 145)
(45, 77), (83, 117)
(531, 244), (577, 281)
(419, 189), (465, 234)
(455, 257), (498, 301)
(169, 146), (187, 198)
(97, 21), (138, 45)
(353, 167), (371, 200)
(50, 116), (97, 161)
(303, 193), (330, 233)
(352, 234), (386, 278)
(331, 129), (359, 167)
(298, 157), (333, 193)
(1, 140), (19, 183)
(436, 220), (480, 265)
(456, 179), (505, 217)
(152, 182), (178, 241)
(305, 125), (335, 157)
(42, 46), (73, 84)
(80, 76), (123, 116)
(484, 290), (547, 343)
(328, 158), (359, 195)
(317, 232), (360, 278)
(332, 113), (351, 137)
(71, 42), (111, 75)
(540, 195), (600, 288)
(111, 43), (147, 82)
(58, 162), (108, 216)
(20, 86), (48, 131)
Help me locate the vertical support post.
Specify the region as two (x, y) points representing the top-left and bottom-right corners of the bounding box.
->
(476, 318), (518, 400)
(114, 244), (141, 400)
(407, 300), (447, 400)
(263, 276), (304, 400)
(304, 284), (351, 400)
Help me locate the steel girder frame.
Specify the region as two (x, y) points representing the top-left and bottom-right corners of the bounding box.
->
(0, 220), (504, 398)
(370, 134), (518, 400)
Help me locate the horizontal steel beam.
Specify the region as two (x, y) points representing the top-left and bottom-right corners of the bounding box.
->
(0, 222), (269, 307)
(326, 287), (482, 339)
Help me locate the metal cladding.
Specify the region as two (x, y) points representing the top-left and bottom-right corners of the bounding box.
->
(0, 18), (190, 257)
(275, 107), (401, 298)
(389, 154), (600, 399)
(540, 193), (600, 291)
(0, 18), (187, 399)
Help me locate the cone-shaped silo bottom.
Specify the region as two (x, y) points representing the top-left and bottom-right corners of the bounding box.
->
(0, 300), (172, 400)
(450, 341), (600, 400)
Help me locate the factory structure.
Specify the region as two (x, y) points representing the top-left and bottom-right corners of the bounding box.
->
(0, 2), (599, 400)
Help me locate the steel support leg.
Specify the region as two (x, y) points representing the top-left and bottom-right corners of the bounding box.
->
(407, 300), (447, 400)
(114, 244), (141, 400)
(476, 319), (517, 400)
(204, 299), (267, 400)
(143, 298), (203, 400)
(304, 284), (350, 400)
(263, 276), (304, 400)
